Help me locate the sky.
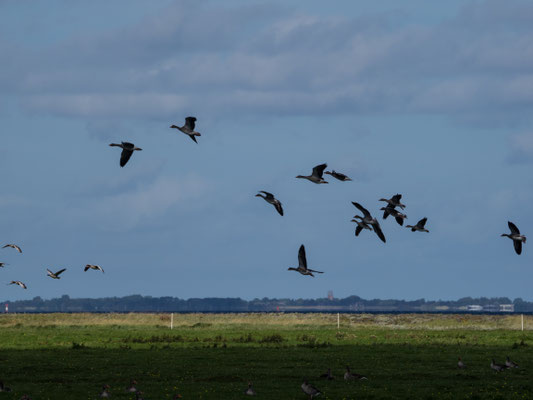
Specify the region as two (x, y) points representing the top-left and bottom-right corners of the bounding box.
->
(2, 0), (533, 302)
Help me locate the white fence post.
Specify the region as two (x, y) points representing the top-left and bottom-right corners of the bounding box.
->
(171, 313), (174, 330)
(521, 314), (524, 331)
(337, 313), (340, 330)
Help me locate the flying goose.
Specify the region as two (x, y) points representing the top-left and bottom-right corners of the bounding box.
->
(319, 368), (334, 380)
(47, 268), (66, 280)
(85, 264), (105, 273)
(381, 206), (407, 226)
(2, 244), (21, 253)
(379, 194), (405, 209)
(344, 365), (367, 380)
(351, 218), (373, 237)
(296, 164), (328, 184)
(501, 221), (526, 255)
(255, 191), (283, 216)
(244, 382), (256, 395)
(170, 117), (201, 143)
(301, 381), (321, 399)
(324, 170), (352, 181)
(457, 357), (466, 369)
(491, 359), (507, 372)
(100, 384), (111, 398)
(126, 379), (137, 393)
(0, 262), (8, 268)
(288, 245), (324, 277)
(406, 217), (429, 233)
(505, 356), (518, 368)
(8, 281), (26, 289)
(109, 142), (142, 167)
(351, 202), (386, 243)
(0, 381), (11, 392)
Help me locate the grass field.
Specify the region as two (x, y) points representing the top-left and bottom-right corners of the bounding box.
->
(1, 313), (532, 399)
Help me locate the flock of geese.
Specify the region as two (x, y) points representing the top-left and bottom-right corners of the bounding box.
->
(1, 115), (528, 399)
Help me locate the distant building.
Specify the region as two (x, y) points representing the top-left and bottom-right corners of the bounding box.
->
(467, 305), (483, 311)
(500, 304), (514, 312)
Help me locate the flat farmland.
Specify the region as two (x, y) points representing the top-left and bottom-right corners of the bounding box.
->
(0, 313), (532, 399)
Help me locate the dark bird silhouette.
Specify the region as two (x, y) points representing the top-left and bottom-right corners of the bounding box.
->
(100, 384), (110, 398)
(324, 170), (352, 181)
(501, 221), (526, 255)
(319, 368), (334, 380)
(344, 365), (368, 380)
(244, 382), (256, 395)
(2, 244), (21, 253)
(170, 116), (201, 143)
(491, 359), (507, 372)
(406, 217), (429, 233)
(8, 281), (26, 289)
(0, 262), (8, 268)
(506, 356), (519, 368)
(296, 164), (328, 184)
(288, 245), (324, 277)
(85, 264), (105, 273)
(379, 194), (405, 209)
(351, 202), (386, 243)
(255, 191), (283, 216)
(0, 381), (11, 392)
(301, 380), (321, 399)
(47, 268), (66, 279)
(351, 218), (373, 237)
(109, 142), (142, 167)
(458, 357), (466, 369)
(381, 206), (407, 226)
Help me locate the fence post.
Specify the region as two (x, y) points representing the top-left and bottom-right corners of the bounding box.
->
(521, 314), (524, 331)
(337, 313), (340, 330)
(171, 313), (174, 330)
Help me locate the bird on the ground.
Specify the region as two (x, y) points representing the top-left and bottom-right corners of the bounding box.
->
(379, 194), (406, 209)
(381, 206), (407, 226)
(301, 381), (321, 399)
(109, 142), (142, 167)
(344, 365), (367, 380)
(0, 263), (8, 268)
(170, 117), (201, 143)
(352, 202), (386, 243)
(85, 264), (105, 273)
(501, 221), (526, 255)
(319, 368), (334, 380)
(255, 191), (283, 216)
(244, 382), (256, 395)
(296, 164), (328, 184)
(324, 170), (352, 181)
(505, 356), (519, 368)
(8, 281), (26, 289)
(406, 217), (429, 233)
(47, 268), (66, 280)
(458, 357), (466, 369)
(100, 384), (110, 398)
(288, 245), (324, 277)
(126, 380), (137, 392)
(491, 359), (507, 372)
(0, 381), (11, 392)
(351, 218), (373, 237)
(2, 244), (21, 253)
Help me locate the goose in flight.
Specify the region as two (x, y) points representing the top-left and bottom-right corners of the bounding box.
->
(406, 217), (429, 233)
(301, 381), (321, 399)
(8, 281), (26, 289)
(351, 218), (373, 237)
(85, 264), (105, 273)
(379, 194), (405, 210)
(351, 202), (386, 243)
(288, 245), (324, 277)
(244, 382), (256, 396)
(0, 263), (8, 268)
(501, 221), (526, 255)
(255, 191), (283, 216)
(170, 117), (201, 143)
(47, 268), (66, 279)
(296, 164), (328, 184)
(324, 170), (352, 181)
(2, 244), (21, 253)
(109, 142), (142, 167)
(381, 206), (407, 226)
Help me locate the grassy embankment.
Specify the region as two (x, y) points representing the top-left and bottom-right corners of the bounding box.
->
(0, 313), (532, 399)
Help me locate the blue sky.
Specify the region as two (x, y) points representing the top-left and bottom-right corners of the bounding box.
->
(2, 0), (533, 302)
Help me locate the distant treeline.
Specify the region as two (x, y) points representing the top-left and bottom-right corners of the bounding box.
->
(2, 294), (532, 313)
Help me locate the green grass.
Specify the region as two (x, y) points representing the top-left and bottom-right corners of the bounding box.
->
(0, 313), (532, 399)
